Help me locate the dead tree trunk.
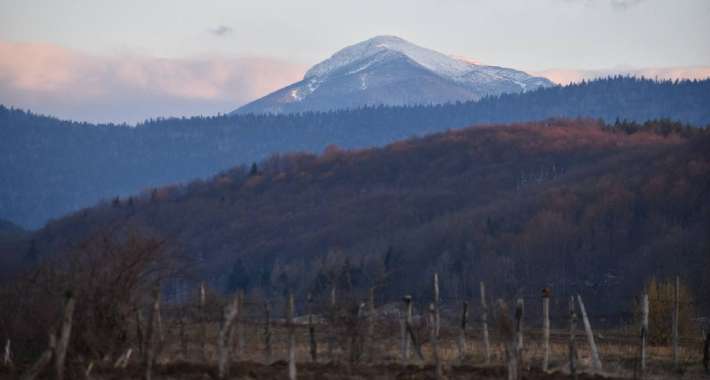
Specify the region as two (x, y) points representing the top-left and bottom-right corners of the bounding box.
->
(429, 303), (443, 380)
(433, 273), (440, 338)
(55, 294), (76, 380)
(672, 276), (679, 369)
(568, 296), (578, 380)
(328, 285), (336, 361)
(497, 300), (519, 380)
(217, 294), (240, 379)
(639, 294), (649, 377)
(577, 295), (602, 372)
(542, 289), (550, 372)
(367, 287), (375, 363)
(20, 333), (56, 380)
(144, 286), (161, 380)
(458, 301), (468, 363)
(307, 293), (317, 362)
(287, 293), (297, 380)
(200, 282), (207, 362)
(264, 300), (272, 364)
(480, 282), (490, 364)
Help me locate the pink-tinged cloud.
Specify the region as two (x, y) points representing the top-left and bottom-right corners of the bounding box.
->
(533, 66), (710, 85)
(0, 41), (307, 123)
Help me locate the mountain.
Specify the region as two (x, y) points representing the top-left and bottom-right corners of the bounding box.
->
(2, 77), (709, 228)
(233, 35), (553, 114)
(23, 120), (710, 314)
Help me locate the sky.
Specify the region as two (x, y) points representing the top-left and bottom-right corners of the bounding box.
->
(1, 0), (709, 123)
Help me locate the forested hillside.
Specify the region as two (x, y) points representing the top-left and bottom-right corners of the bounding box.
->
(21, 119), (710, 315)
(2, 77), (709, 228)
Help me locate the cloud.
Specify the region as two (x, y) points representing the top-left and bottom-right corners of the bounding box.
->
(532, 66), (710, 85)
(0, 41), (307, 123)
(210, 25), (233, 37)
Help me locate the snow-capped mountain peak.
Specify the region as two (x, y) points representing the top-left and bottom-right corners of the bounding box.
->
(234, 35), (554, 115)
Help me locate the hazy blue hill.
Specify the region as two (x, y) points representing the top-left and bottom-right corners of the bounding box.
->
(1, 77), (709, 228)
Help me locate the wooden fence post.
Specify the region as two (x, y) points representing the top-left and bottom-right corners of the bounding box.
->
(403, 295), (424, 362)
(515, 298), (524, 371)
(429, 303), (443, 380)
(639, 294), (649, 377)
(568, 296), (578, 380)
(542, 289), (550, 372)
(577, 295), (602, 372)
(287, 293), (297, 380)
(264, 300), (272, 364)
(144, 286), (161, 380)
(480, 282), (490, 364)
(433, 273), (440, 337)
(403, 295), (412, 363)
(136, 309), (145, 357)
(200, 282), (207, 362)
(237, 290), (245, 357)
(497, 300), (518, 380)
(367, 287), (375, 362)
(217, 293), (239, 379)
(458, 301), (468, 363)
(3, 339), (12, 369)
(308, 293), (317, 362)
(672, 276), (679, 369)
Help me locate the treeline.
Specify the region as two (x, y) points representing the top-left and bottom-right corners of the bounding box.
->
(14, 119), (710, 317)
(1, 77), (710, 228)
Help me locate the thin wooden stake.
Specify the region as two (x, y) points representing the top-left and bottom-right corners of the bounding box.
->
(568, 296), (578, 380)
(3, 339), (12, 368)
(200, 282), (207, 362)
(542, 289), (551, 372)
(703, 331), (709, 374)
(577, 295), (602, 372)
(672, 276), (679, 369)
(480, 282), (490, 364)
(429, 303), (443, 380)
(497, 300), (518, 380)
(144, 286), (161, 380)
(639, 294), (649, 377)
(328, 285), (336, 361)
(458, 301), (468, 363)
(515, 298), (524, 371)
(287, 293), (297, 380)
(57, 294), (77, 380)
(217, 293), (239, 379)
(403, 295), (412, 363)
(237, 290), (245, 357)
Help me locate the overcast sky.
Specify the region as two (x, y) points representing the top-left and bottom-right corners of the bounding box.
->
(1, 0), (709, 123)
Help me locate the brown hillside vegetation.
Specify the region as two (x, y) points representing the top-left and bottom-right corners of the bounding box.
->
(16, 119), (710, 316)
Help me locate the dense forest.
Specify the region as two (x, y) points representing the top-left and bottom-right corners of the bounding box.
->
(11, 119), (710, 316)
(2, 77), (710, 228)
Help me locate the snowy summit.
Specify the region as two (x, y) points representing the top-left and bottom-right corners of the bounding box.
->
(234, 35), (553, 114)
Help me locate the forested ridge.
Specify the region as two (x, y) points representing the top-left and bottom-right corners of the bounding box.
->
(12, 119), (710, 315)
(2, 77), (710, 228)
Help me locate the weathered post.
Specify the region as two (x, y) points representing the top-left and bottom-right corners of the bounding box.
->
(480, 282), (490, 364)
(136, 309), (145, 357)
(217, 294), (239, 379)
(328, 285), (336, 361)
(307, 293), (317, 362)
(367, 287), (375, 362)
(287, 293), (297, 380)
(542, 288), (551, 372)
(429, 303), (443, 380)
(672, 276), (679, 369)
(237, 290), (245, 357)
(433, 273), (440, 337)
(568, 296), (578, 380)
(144, 286), (161, 380)
(577, 295), (602, 372)
(200, 282), (207, 362)
(458, 301), (468, 363)
(497, 300), (518, 380)
(640, 294), (649, 376)
(264, 300), (272, 363)
(403, 295), (425, 361)
(403, 295), (413, 363)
